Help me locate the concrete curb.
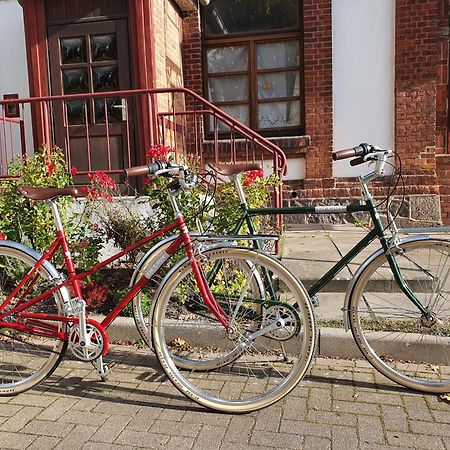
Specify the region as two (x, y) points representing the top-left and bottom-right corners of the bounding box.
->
(100, 316), (445, 364)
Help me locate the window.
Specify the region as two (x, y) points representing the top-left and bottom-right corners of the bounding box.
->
(202, 0), (303, 136)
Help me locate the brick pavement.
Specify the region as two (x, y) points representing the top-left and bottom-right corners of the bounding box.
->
(1, 344), (448, 450)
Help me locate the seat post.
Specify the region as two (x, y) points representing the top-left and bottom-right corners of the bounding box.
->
(47, 199), (64, 232)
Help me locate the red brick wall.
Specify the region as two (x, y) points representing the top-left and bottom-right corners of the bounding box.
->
(302, 0), (333, 187)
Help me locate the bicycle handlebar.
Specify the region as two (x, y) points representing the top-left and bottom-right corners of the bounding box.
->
(125, 161), (172, 178)
(332, 143), (374, 161)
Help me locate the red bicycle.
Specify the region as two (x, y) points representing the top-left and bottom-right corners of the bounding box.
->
(0, 161), (315, 413)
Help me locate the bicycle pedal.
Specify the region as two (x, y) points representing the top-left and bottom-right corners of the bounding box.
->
(92, 358), (115, 381)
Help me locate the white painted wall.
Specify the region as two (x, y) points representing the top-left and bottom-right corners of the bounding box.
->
(332, 0), (395, 177)
(0, 0), (33, 155)
(0, 1), (29, 97)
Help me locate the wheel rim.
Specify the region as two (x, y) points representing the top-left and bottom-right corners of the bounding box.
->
(0, 248), (66, 393)
(350, 239), (450, 392)
(152, 248), (316, 412)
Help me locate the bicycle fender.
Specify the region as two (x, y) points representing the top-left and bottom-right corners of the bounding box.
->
(0, 240), (72, 304)
(130, 233), (234, 287)
(342, 234), (434, 331)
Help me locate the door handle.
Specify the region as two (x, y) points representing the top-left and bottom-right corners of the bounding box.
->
(112, 99), (127, 121)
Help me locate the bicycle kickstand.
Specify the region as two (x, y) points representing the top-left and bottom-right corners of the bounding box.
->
(91, 355), (116, 382)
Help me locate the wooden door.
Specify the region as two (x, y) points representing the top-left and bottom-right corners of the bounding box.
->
(48, 20), (133, 174)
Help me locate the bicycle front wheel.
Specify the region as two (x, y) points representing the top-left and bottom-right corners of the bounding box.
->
(151, 247), (316, 413)
(0, 244), (67, 395)
(349, 238), (450, 393)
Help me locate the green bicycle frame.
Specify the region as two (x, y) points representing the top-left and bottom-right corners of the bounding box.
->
(235, 197), (431, 318)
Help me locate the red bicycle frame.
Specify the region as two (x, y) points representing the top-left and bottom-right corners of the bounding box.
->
(0, 214), (229, 353)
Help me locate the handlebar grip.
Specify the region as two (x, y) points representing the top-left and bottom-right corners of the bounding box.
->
(332, 143), (372, 161)
(124, 161), (168, 178)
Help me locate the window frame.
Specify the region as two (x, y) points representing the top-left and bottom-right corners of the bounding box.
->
(201, 3), (304, 137)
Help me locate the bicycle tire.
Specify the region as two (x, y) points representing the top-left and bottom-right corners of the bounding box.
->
(151, 246), (316, 413)
(348, 237), (450, 393)
(0, 243), (68, 395)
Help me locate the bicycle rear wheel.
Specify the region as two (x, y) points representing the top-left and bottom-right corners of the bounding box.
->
(0, 244), (67, 395)
(349, 238), (450, 393)
(151, 247), (316, 413)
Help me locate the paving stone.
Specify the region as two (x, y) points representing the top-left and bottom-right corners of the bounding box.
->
(223, 415), (255, 444)
(304, 435), (331, 449)
(0, 406), (43, 433)
(58, 410), (109, 427)
(191, 424), (227, 449)
(357, 415), (386, 445)
(402, 396), (433, 422)
(90, 415), (133, 443)
(37, 398), (78, 421)
(115, 428), (170, 447)
(72, 397), (102, 412)
(0, 430), (37, 449)
(82, 443), (135, 450)
(308, 387), (332, 411)
(54, 424), (98, 450)
(352, 391), (403, 406)
(331, 426), (359, 450)
(167, 435), (196, 449)
(26, 435), (60, 450)
(21, 419), (74, 438)
(410, 420), (450, 438)
(250, 430), (304, 449)
(279, 419), (332, 439)
(430, 408), (450, 424)
(9, 393), (56, 408)
(308, 410), (358, 427)
(0, 404), (22, 417)
(125, 406), (162, 432)
(380, 404), (408, 432)
(386, 431), (445, 449)
(254, 406), (282, 432)
(281, 396), (307, 421)
(333, 399), (380, 416)
(149, 419), (201, 437)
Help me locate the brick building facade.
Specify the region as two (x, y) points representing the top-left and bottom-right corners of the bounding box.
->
(1, 0), (449, 224)
(181, 0), (450, 225)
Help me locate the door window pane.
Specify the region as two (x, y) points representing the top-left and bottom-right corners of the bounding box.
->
(257, 41), (300, 69)
(204, 0), (299, 35)
(65, 100), (91, 125)
(91, 34), (118, 62)
(208, 76), (248, 102)
(207, 46), (248, 73)
(60, 37), (87, 64)
(94, 97), (123, 123)
(62, 69), (88, 94)
(258, 71), (300, 99)
(258, 100), (301, 129)
(92, 66), (119, 92)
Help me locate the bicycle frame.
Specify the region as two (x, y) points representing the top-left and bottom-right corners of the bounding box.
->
(0, 202), (229, 347)
(230, 179), (432, 318)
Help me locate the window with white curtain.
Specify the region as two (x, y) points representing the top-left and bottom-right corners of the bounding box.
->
(202, 0), (303, 136)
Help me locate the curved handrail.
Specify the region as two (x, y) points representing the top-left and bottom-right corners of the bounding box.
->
(0, 87), (287, 176)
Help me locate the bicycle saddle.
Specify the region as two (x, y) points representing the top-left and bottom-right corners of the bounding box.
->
(209, 162), (262, 176)
(17, 186), (80, 200)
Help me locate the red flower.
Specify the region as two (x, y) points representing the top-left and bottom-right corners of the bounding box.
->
(144, 176), (153, 185)
(242, 169), (264, 186)
(80, 187), (89, 196)
(45, 162), (55, 176)
(70, 166), (79, 175)
(146, 144), (174, 162)
(0, 230), (5, 240)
